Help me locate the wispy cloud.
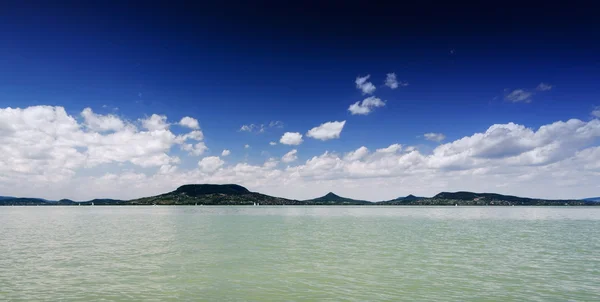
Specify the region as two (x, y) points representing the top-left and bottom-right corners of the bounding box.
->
(424, 132), (446, 142)
(505, 82), (552, 103)
(240, 121), (284, 133)
(505, 89), (533, 103)
(269, 121), (284, 128)
(384, 73), (408, 89)
(536, 83), (552, 91)
(592, 106), (600, 118)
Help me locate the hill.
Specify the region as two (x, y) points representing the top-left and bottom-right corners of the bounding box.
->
(0, 197), (50, 206)
(402, 191), (594, 206)
(379, 194), (426, 204)
(302, 192), (372, 205)
(583, 197), (600, 202)
(128, 184), (298, 205)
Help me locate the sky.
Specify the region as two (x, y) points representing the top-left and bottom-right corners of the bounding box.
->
(1, 1), (599, 201)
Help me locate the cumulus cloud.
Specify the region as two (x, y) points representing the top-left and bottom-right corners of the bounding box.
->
(2, 105), (600, 202)
(280, 132), (303, 145)
(0, 106), (183, 180)
(592, 107), (600, 118)
(181, 142), (208, 156)
(244, 144), (250, 149)
(221, 149), (231, 156)
(269, 141), (277, 146)
(355, 75), (376, 95)
(81, 108), (125, 132)
(424, 133), (446, 142)
(141, 114), (169, 131)
(263, 158), (279, 169)
(348, 96), (386, 115)
(376, 144), (402, 153)
(306, 121), (346, 141)
(282, 149), (298, 163)
(536, 83), (552, 91)
(179, 116), (200, 129)
(198, 156), (224, 173)
(344, 146), (369, 161)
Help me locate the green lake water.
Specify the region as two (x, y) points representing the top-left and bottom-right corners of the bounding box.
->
(1, 206), (599, 301)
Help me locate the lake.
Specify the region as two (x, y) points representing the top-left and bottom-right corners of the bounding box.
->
(1, 206), (599, 301)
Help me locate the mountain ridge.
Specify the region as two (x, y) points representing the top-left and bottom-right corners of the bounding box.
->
(0, 184), (598, 206)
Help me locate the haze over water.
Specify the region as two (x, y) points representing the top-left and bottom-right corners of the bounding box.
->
(1, 206), (599, 301)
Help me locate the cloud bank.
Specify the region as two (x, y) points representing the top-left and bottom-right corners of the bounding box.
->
(1, 105), (599, 201)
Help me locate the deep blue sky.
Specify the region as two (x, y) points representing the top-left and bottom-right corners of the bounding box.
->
(1, 0), (599, 163)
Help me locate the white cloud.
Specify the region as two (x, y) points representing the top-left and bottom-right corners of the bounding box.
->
(348, 96), (386, 115)
(2, 105), (600, 202)
(280, 132), (303, 145)
(240, 121), (283, 133)
(179, 117), (200, 129)
(269, 141), (277, 146)
(282, 149), (298, 163)
(344, 146), (369, 161)
(141, 114), (169, 131)
(424, 133), (446, 142)
(269, 121), (284, 128)
(536, 83), (552, 91)
(505, 83), (552, 103)
(240, 124), (264, 133)
(221, 149), (231, 157)
(244, 144), (250, 149)
(505, 89), (533, 103)
(306, 121), (346, 141)
(376, 144), (402, 153)
(592, 107), (600, 118)
(384, 73), (407, 89)
(81, 108), (125, 132)
(181, 142), (208, 156)
(198, 156), (224, 173)
(355, 75), (376, 95)
(0, 106), (181, 179)
(263, 158), (279, 169)
(384, 73), (398, 89)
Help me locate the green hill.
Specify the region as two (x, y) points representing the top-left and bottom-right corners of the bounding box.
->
(128, 184), (297, 205)
(379, 194), (426, 204)
(302, 192), (372, 205)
